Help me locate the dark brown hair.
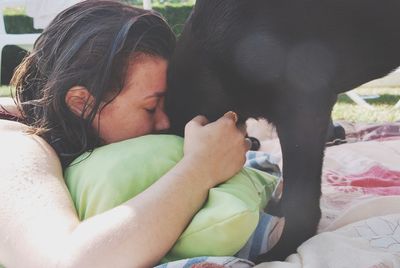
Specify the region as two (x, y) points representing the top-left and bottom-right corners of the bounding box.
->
(12, 0), (175, 168)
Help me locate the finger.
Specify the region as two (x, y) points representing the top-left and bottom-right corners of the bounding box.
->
(189, 115), (209, 127)
(221, 111), (238, 123)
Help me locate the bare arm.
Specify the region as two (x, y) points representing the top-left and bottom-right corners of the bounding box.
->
(0, 114), (246, 268)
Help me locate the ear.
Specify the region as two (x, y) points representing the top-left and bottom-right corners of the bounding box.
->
(65, 86), (95, 117)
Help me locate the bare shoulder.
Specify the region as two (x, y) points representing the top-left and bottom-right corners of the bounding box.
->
(0, 119), (65, 201)
(0, 118), (28, 132)
(0, 119), (61, 172)
(0, 97), (20, 116)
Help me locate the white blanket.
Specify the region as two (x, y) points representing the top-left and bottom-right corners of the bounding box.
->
(256, 197), (400, 268)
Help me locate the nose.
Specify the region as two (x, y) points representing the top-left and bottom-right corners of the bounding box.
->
(155, 109), (170, 131)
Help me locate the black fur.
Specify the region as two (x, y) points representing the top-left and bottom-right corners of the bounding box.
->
(165, 0), (400, 261)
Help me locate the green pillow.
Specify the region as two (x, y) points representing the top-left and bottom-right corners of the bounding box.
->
(65, 135), (278, 262)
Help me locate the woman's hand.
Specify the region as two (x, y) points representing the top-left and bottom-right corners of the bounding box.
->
(183, 111), (249, 188)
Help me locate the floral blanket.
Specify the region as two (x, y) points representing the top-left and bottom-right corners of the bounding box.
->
(320, 122), (400, 231)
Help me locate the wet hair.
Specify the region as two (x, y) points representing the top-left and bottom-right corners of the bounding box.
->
(11, 0), (176, 168)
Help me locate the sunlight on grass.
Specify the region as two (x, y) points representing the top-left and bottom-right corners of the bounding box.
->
(333, 103), (400, 123)
(0, 86), (13, 97)
(3, 7), (25, 15)
(333, 86), (400, 123)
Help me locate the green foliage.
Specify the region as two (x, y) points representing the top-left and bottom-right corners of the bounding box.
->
(118, 1), (193, 34)
(1, 3), (193, 85)
(0, 86), (11, 97)
(3, 15), (42, 34)
(1, 3), (194, 35)
(3, 6), (25, 16)
(123, 0), (195, 5)
(120, 1), (194, 35)
(153, 3), (193, 35)
(3, 6), (41, 34)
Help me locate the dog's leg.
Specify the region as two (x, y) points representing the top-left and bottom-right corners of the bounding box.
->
(256, 92), (336, 262)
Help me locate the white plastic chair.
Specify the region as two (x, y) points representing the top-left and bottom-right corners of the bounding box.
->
(346, 67), (400, 109)
(0, 0), (40, 82)
(345, 90), (374, 110)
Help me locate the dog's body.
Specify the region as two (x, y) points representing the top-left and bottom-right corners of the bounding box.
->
(165, 0), (400, 261)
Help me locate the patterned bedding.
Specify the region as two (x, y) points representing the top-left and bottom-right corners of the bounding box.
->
(255, 121), (400, 268)
(320, 122), (400, 231)
(248, 120), (400, 231)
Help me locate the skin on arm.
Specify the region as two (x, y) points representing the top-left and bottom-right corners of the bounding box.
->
(0, 120), (79, 266)
(0, 113), (247, 268)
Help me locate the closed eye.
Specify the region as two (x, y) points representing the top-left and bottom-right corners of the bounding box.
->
(145, 108), (156, 114)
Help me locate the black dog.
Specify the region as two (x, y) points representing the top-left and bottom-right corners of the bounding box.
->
(165, 0), (400, 262)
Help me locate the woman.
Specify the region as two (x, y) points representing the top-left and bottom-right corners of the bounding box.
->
(0, 1), (248, 267)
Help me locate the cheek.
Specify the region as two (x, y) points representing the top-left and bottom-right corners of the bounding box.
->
(130, 119), (153, 136)
(93, 97), (159, 143)
(120, 111), (156, 138)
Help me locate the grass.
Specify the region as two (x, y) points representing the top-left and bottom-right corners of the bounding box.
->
(1, 85), (399, 123)
(3, 7), (25, 15)
(332, 87), (400, 123)
(0, 86), (13, 97)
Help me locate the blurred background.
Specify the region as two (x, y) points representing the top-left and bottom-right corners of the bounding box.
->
(0, 0), (195, 85)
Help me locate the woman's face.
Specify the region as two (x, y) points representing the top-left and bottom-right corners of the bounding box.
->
(93, 55), (170, 144)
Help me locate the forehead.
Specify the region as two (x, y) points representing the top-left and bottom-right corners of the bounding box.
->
(123, 54), (168, 97)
